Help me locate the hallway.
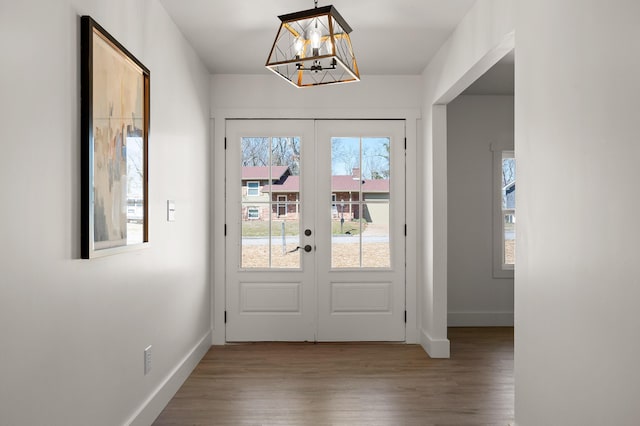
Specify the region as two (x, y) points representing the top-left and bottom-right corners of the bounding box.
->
(154, 328), (514, 425)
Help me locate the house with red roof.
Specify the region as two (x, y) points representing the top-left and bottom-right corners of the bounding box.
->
(241, 166), (389, 222)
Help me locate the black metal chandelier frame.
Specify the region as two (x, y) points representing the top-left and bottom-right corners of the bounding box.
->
(265, 2), (360, 88)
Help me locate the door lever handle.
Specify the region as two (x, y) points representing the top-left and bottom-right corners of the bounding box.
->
(288, 245), (313, 254)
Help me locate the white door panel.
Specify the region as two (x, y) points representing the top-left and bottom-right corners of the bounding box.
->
(316, 120), (405, 341)
(225, 120), (315, 341)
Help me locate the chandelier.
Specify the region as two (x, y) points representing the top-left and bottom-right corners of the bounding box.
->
(265, 0), (360, 88)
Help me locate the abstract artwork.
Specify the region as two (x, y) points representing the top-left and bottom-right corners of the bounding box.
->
(81, 16), (149, 258)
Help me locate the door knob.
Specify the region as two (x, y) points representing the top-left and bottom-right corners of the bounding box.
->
(303, 245), (312, 252)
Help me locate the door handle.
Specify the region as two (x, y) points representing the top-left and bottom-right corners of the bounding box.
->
(288, 244), (313, 253)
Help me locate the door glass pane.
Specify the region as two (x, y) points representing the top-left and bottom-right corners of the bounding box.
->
(331, 136), (391, 268)
(241, 203), (269, 268)
(331, 204), (361, 268)
(362, 202), (390, 268)
(362, 137), (390, 183)
(241, 136), (301, 269)
(362, 137), (391, 268)
(270, 213), (300, 268)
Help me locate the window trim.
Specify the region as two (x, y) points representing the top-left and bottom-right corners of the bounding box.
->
(492, 147), (515, 278)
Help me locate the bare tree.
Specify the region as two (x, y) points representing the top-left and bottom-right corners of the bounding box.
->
(502, 158), (516, 186)
(241, 138), (269, 166)
(241, 137), (300, 174)
(363, 139), (390, 179)
(272, 137), (300, 175)
(332, 139), (359, 176)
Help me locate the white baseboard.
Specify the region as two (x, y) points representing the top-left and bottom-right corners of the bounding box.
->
(448, 312), (514, 327)
(126, 329), (212, 426)
(420, 328), (450, 358)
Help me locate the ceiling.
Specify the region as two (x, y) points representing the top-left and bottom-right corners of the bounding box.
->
(159, 0), (477, 75)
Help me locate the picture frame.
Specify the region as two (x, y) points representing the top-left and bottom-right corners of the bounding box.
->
(81, 16), (150, 259)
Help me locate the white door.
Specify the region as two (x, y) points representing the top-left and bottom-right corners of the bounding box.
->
(225, 119), (405, 342)
(316, 120), (406, 341)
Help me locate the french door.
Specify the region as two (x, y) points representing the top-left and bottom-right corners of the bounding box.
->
(225, 119), (405, 341)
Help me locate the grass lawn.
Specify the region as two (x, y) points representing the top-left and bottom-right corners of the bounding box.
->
(242, 221), (300, 237)
(331, 220), (366, 235)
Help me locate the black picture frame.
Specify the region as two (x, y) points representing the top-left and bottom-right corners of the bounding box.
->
(81, 16), (150, 259)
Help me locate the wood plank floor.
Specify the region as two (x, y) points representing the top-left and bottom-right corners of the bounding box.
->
(153, 328), (513, 426)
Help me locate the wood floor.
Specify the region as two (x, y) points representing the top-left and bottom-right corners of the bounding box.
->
(153, 328), (513, 426)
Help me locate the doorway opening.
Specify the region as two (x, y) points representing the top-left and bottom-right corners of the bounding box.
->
(446, 49), (515, 328)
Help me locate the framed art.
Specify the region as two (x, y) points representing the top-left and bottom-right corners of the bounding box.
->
(81, 16), (150, 259)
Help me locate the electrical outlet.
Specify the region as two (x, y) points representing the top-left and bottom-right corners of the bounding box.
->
(144, 345), (152, 375)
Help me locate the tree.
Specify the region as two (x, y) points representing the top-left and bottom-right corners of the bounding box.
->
(241, 137), (300, 175)
(331, 138), (359, 176)
(271, 137), (300, 175)
(362, 138), (390, 179)
(502, 158), (516, 186)
(331, 137), (391, 179)
(241, 137), (269, 166)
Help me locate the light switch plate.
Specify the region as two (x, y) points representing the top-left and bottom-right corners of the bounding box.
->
(144, 345), (152, 375)
(167, 200), (176, 222)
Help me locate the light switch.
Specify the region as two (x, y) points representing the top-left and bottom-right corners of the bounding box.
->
(167, 200), (176, 222)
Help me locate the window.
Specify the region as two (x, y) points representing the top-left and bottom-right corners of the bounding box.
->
(247, 207), (259, 220)
(277, 195), (287, 217)
(493, 149), (515, 277)
(501, 152), (516, 267)
(247, 181), (260, 196)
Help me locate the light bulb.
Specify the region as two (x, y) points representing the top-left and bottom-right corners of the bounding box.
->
(309, 27), (322, 50)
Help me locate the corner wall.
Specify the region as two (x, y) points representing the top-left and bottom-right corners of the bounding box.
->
(0, 1), (211, 425)
(419, 0), (514, 357)
(447, 95), (514, 326)
(515, 1), (640, 424)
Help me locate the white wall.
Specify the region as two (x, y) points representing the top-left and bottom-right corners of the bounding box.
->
(0, 1), (211, 425)
(211, 74), (422, 112)
(515, 0), (640, 424)
(447, 95), (514, 326)
(419, 0), (514, 357)
(209, 74), (422, 344)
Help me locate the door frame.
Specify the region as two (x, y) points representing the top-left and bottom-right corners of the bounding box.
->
(211, 109), (420, 345)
